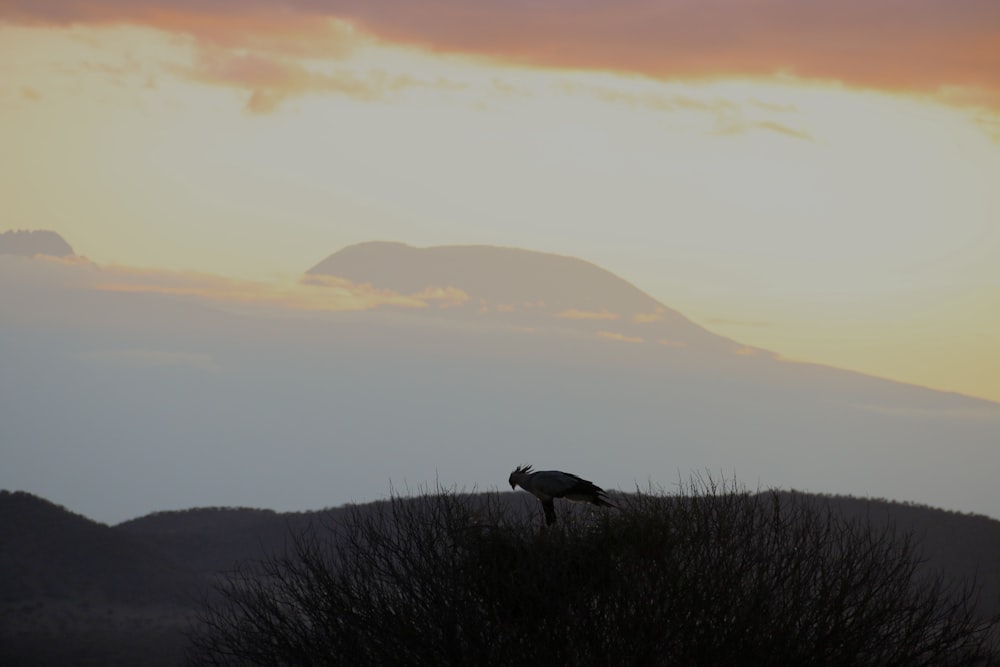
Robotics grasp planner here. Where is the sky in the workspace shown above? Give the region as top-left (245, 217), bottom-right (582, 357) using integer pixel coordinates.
top-left (2, 0), bottom-right (999, 404)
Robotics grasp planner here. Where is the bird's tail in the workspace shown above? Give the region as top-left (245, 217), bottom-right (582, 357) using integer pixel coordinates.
top-left (595, 495), bottom-right (617, 509)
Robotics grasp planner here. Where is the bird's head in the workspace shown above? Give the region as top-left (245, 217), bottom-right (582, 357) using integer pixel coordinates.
top-left (509, 464), bottom-right (533, 490)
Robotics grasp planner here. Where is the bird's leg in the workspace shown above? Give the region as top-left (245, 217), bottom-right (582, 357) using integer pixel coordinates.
top-left (542, 498), bottom-right (556, 526)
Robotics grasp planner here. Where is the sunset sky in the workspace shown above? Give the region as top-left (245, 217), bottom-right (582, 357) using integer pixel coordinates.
top-left (2, 0), bottom-right (999, 403)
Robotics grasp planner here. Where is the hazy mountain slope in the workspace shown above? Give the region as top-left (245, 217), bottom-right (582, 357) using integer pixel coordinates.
top-left (1, 242), bottom-right (998, 525)
top-left (308, 241), bottom-right (746, 352)
top-left (308, 241), bottom-right (659, 309)
top-left (0, 229), bottom-right (74, 257)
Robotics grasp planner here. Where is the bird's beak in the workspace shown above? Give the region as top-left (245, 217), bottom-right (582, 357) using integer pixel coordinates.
top-left (509, 482), bottom-right (516, 490)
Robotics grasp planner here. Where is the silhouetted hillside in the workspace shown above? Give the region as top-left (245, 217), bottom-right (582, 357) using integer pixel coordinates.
top-left (118, 492), bottom-right (1000, 621)
top-left (0, 491), bottom-right (203, 667)
top-left (775, 491), bottom-right (1000, 619)
top-left (0, 229), bottom-right (74, 257)
top-left (0, 491), bottom-right (198, 604)
top-left (2, 488), bottom-right (998, 665)
top-left (117, 507), bottom-right (327, 575)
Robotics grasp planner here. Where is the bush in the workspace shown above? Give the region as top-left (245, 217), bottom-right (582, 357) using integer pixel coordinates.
top-left (188, 480), bottom-right (998, 666)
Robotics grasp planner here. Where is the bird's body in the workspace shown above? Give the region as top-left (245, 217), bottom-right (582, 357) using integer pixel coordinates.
top-left (508, 464), bottom-right (614, 525)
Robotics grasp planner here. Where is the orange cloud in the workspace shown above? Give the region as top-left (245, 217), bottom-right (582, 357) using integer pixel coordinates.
top-left (9, 263), bottom-right (450, 312)
top-left (4, 1), bottom-right (999, 108)
top-left (1, 3), bottom-right (359, 58)
top-left (555, 308), bottom-right (620, 321)
top-left (410, 285), bottom-right (471, 309)
top-left (176, 47), bottom-right (388, 113)
top-left (597, 331), bottom-right (644, 344)
top-left (714, 119), bottom-right (812, 141)
top-left (632, 307), bottom-right (666, 324)
top-left (343, 2), bottom-right (1000, 105)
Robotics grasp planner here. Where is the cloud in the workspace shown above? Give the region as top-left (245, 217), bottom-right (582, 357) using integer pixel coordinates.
top-left (0, 255), bottom-right (467, 313)
top-left (749, 98), bottom-right (798, 113)
top-left (409, 285), bottom-right (471, 309)
top-left (556, 81), bottom-right (741, 116)
top-left (973, 113), bottom-right (1000, 142)
top-left (555, 80), bottom-right (814, 139)
top-left (296, 274), bottom-right (472, 310)
top-left (714, 119), bottom-right (813, 141)
top-left (168, 39), bottom-right (466, 112)
top-left (555, 308), bottom-right (620, 321)
top-left (2, 2), bottom-right (361, 58)
top-left (0, 253), bottom-right (97, 287)
top-left (596, 331), bottom-right (644, 344)
top-left (3, 1), bottom-right (998, 107)
top-left (3, 4), bottom-right (444, 112)
top-left (175, 47), bottom-right (387, 113)
top-left (632, 307), bottom-right (666, 324)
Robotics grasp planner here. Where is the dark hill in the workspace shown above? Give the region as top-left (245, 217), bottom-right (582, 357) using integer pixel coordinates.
top-left (0, 490), bottom-right (199, 604)
top-left (119, 491), bottom-right (1000, 621)
top-left (0, 491), bottom-right (204, 666)
top-left (775, 491), bottom-right (1000, 619)
top-left (116, 507), bottom-right (326, 575)
top-left (2, 489), bottom-right (999, 665)
top-left (0, 229), bottom-right (74, 258)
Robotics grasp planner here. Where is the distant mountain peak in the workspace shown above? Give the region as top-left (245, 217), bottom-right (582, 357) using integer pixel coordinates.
top-left (307, 241), bottom-right (746, 352)
top-left (0, 229), bottom-right (75, 258)
top-left (309, 241), bottom-right (650, 305)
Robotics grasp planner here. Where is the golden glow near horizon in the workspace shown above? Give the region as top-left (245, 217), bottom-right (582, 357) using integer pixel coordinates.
top-left (1, 21), bottom-right (999, 403)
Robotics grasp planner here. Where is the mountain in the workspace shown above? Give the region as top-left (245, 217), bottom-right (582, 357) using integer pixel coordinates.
top-left (307, 241), bottom-right (747, 353)
top-left (0, 229), bottom-right (74, 258)
top-left (1, 241), bottom-right (998, 526)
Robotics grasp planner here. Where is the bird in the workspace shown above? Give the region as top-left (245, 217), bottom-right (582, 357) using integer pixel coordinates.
top-left (508, 464), bottom-right (615, 525)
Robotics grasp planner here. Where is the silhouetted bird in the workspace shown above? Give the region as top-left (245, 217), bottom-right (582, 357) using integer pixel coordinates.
top-left (508, 464), bottom-right (615, 525)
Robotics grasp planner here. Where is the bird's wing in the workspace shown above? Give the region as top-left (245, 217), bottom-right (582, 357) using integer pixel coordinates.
top-left (535, 470), bottom-right (606, 498)
top-left (529, 470), bottom-right (587, 497)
